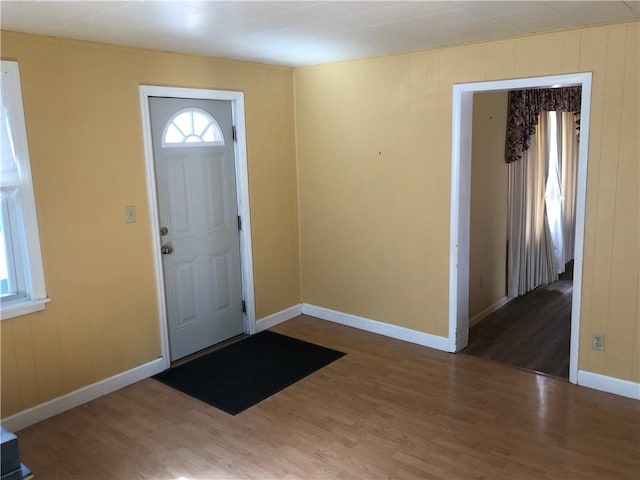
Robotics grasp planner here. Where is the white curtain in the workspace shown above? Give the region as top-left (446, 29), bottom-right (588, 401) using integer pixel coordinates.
top-left (0, 76), bottom-right (21, 194)
top-left (559, 111), bottom-right (578, 268)
top-left (507, 111), bottom-right (578, 297)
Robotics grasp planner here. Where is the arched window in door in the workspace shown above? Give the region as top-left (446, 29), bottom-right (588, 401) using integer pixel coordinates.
top-left (162, 108), bottom-right (225, 147)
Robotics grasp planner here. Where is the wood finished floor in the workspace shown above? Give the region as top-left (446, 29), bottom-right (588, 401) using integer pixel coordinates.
top-left (15, 315), bottom-right (640, 479)
top-left (463, 266), bottom-right (573, 379)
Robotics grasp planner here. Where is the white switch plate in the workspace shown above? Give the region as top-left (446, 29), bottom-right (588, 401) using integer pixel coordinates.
top-left (125, 205), bottom-right (136, 223)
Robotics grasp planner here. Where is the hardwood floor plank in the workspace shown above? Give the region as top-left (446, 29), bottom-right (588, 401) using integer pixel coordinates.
top-left (14, 315), bottom-right (640, 479)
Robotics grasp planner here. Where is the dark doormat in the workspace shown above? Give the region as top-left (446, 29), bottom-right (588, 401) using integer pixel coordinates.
top-left (153, 330), bottom-right (346, 415)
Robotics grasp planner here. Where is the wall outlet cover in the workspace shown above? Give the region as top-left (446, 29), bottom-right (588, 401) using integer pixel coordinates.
top-left (125, 205), bottom-right (136, 223)
top-left (591, 333), bottom-right (605, 351)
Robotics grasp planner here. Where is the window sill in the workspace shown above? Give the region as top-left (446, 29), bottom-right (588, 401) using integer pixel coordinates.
top-left (1, 297), bottom-right (50, 320)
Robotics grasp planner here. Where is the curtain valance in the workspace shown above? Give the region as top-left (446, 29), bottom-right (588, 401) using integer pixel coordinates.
top-left (505, 86), bottom-right (581, 163)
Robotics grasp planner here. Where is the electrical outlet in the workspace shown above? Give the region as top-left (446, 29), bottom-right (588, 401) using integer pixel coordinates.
top-left (592, 333), bottom-right (605, 351)
top-left (125, 205), bottom-right (136, 224)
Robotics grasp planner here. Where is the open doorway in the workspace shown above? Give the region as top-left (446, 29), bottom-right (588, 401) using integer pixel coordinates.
top-left (448, 73), bottom-right (592, 385)
top-left (462, 91), bottom-right (578, 379)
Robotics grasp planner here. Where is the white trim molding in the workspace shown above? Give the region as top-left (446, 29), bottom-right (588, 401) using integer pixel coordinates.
top-left (468, 296), bottom-right (513, 327)
top-left (256, 304), bottom-right (302, 332)
top-left (1, 358), bottom-right (165, 432)
top-left (1, 297), bottom-right (50, 320)
top-left (302, 304), bottom-right (449, 351)
top-left (138, 85), bottom-right (256, 363)
top-left (578, 370), bottom-right (640, 400)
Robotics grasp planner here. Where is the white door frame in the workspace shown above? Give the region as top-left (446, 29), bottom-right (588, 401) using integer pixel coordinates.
top-left (139, 86), bottom-right (256, 368)
top-left (448, 72), bottom-right (592, 384)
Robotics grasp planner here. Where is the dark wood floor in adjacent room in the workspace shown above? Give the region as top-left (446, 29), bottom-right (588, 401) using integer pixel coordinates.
top-left (14, 314), bottom-right (640, 479)
top-left (463, 265), bottom-right (573, 379)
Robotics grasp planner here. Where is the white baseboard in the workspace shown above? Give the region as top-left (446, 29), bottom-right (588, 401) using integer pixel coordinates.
top-left (1, 357), bottom-right (166, 432)
top-left (577, 370), bottom-right (640, 400)
top-left (302, 303), bottom-right (449, 351)
top-left (256, 304), bottom-right (302, 332)
top-left (469, 296), bottom-right (513, 327)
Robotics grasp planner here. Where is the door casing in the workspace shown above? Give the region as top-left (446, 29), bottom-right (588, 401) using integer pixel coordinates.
top-left (139, 86), bottom-right (256, 369)
top-left (448, 72), bottom-right (593, 385)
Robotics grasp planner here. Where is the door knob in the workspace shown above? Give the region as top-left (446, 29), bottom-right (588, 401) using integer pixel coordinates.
top-left (161, 245), bottom-right (173, 255)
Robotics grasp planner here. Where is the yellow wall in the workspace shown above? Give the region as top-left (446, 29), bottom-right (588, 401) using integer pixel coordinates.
top-left (469, 92), bottom-right (508, 318)
top-left (1, 20), bottom-right (639, 419)
top-left (0, 32), bottom-right (299, 417)
top-left (295, 21), bottom-right (639, 381)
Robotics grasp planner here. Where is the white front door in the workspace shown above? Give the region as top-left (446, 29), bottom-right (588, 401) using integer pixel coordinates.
top-left (149, 97), bottom-right (244, 361)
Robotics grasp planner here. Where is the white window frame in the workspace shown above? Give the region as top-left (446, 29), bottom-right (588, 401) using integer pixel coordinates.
top-left (0, 60), bottom-right (49, 319)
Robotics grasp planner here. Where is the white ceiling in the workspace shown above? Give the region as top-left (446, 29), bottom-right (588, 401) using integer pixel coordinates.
top-left (1, 1), bottom-right (639, 67)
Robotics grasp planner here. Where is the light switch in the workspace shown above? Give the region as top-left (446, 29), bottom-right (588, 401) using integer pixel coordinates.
top-left (125, 205), bottom-right (136, 223)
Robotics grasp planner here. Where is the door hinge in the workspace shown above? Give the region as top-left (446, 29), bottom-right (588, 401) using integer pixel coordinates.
top-left (237, 215), bottom-right (242, 230)
top-left (232, 125), bottom-right (237, 142)
top-left (242, 300), bottom-right (246, 313)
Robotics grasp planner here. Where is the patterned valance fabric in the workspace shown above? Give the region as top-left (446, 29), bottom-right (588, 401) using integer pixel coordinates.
top-left (505, 86), bottom-right (582, 163)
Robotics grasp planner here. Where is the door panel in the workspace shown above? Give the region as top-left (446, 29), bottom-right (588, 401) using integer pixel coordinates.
top-left (149, 97), bottom-right (244, 361)
top-left (165, 157), bottom-right (194, 238)
top-left (203, 154), bottom-right (229, 232)
top-left (173, 259), bottom-right (199, 327)
top-left (210, 251), bottom-right (232, 313)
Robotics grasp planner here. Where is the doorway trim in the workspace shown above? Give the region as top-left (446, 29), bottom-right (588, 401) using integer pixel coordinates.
top-left (139, 85), bottom-right (256, 368)
top-left (448, 72), bottom-right (592, 384)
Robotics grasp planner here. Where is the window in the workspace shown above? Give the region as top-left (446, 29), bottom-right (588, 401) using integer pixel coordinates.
top-left (0, 60), bottom-right (48, 319)
top-left (162, 108), bottom-right (225, 147)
